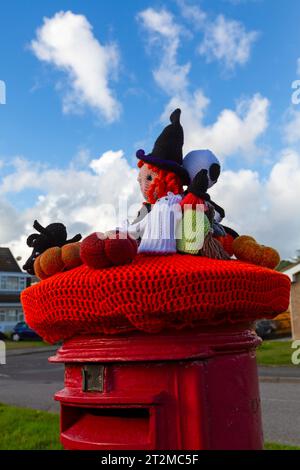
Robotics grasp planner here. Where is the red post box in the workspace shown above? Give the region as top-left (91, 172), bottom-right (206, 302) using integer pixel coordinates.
top-left (22, 255), bottom-right (290, 450)
top-left (50, 323), bottom-right (263, 450)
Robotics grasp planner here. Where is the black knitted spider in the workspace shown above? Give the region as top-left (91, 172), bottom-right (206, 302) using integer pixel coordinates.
top-left (23, 220), bottom-right (82, 275)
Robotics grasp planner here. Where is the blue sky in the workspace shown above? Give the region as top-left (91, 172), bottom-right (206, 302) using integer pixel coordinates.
top-left (1, 0), bottom-right (300, 260)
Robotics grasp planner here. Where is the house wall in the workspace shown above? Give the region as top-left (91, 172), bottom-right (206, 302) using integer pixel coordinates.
top-left (0, 307), bottom-right (24, 333)
top-left (291, 273), bottom-right (300, 340)
top-left (0, 271), bottom-right (29, 334)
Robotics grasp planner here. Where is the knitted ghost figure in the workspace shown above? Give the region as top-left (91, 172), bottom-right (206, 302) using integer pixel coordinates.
top-left (183, 150), bottom-right (220, 187)
top-left (181, 149), bottom-right (280, 266)
top-left (183, 150), bottom-right (224, 223)
top-left (178, 150), bottom-right (231, 260)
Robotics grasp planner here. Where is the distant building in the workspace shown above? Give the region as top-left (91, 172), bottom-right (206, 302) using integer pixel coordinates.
top-left (0, 247), bottom-right (32, 334)
top-left (280, 261), bottom-right (300, 340)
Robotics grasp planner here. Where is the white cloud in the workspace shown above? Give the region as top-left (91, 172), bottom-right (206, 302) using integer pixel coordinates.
top-left (70, 148), bottom-right (93, 170)
top-left (198, 14), bottom-right (258, 70)
top-left (210, 148), bottom-right (300, 258)
top-left (138, 7), bottom-right (266, 160)
top-left (138, 8), bottom-right (180, 39)
top-left (31, 11), bottom-right (121, 122)
top-left (90, 150), bottom-right (125, 175)
top-left (0, 198), bottom-right (26, 245)
top-left (0, 150), bottom-right (141, 264)
top-left (137, 8), bottom-right (190, 94)
top-left (176, 2), bottom-right (258, 71)
top-left (283, 109), bottom-right (300, 145)
top-left (162, 91), bottom-right (269, 159)
top-left (176, 0), bottom-right (207, 29)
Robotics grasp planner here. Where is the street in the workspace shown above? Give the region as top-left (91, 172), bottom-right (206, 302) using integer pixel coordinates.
top-left (0, 349), bottom-right (63, 413)
top-left (0, 349), bottom-right (300, 446)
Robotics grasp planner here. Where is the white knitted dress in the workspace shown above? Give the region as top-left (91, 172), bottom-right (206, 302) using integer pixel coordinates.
top-left (127, 192), bottom-right (183, 254)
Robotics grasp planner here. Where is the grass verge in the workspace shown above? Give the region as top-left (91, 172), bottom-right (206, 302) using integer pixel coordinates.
top-left (265, 442), bottom-right (300, 450)
top-left (0, 403), bottom-right (299, 450)
top-left (5, 340), bottom-right (51, 350)
top-left (256, 340), bottom-right (295, 366)
top-left (0, 403), bottom-right (62, 450)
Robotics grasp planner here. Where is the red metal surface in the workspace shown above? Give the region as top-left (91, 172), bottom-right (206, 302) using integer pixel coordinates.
top-left (50, 324), bottom-right (263, 450)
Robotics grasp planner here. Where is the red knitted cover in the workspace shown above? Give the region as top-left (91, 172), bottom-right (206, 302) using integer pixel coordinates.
top-left (21, 254), bottom-right (291, 344)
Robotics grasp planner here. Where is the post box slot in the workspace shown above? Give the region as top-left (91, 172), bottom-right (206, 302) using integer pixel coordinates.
top-left (61, 406), bottom-right (152, 448)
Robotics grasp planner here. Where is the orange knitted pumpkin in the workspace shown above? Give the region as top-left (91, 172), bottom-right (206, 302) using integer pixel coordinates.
top-left (39, 247), bottom-right (64, 276)
top-left (33, 256), bottom-right (49, 280)
top-left (34, 242), bottom-right (82, 280)
top-left (233, 236), bottom-right (280, 269)
top-left (61, 243), bottom-right (82, 269)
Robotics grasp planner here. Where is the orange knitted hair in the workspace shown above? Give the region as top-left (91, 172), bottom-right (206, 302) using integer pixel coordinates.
top-left (138, 161), bottom-right (183, 204)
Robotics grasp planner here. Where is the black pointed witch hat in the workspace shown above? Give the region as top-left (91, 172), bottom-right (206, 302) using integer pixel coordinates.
top-left (136, 109), bottom-right (190, 185)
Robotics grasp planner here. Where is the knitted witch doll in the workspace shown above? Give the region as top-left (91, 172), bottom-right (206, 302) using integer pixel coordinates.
top-left (126, 108), bottom-right (190, 254)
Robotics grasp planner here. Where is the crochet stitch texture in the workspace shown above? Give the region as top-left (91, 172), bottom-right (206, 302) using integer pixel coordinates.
top-left (21, 254), bottom-right (291, 344)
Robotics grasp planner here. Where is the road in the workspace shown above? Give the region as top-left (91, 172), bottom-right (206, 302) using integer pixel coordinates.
top-left (0, 350), bottom-right (300, 446)
top-left (0, 349), bottom-right (63, 413)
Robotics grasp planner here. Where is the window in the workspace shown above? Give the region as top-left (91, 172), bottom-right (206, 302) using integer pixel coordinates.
top-left (0, 308), bottom-right (23, 323)
top-left (0, 275), bottom-right (27, 292)
top-left (7, 311), bottom-right (18, 322)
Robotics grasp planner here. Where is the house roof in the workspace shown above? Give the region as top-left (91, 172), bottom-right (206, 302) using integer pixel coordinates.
top-left (0, 248), bottom-right (21, 273)
top-left (279, 261), bottom-right (300, 282)
top-left (280, 261), bottom-right (300, 272)
top-left (277, 260), bottom-right (294, 271)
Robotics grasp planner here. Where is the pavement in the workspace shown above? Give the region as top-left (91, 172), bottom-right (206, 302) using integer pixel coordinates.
top-left (259, 365), bottom-right (300, 382)
top-left (6, 346), bottom-right (58, 356)
top-left (0, 348), bottom-right (300, 446)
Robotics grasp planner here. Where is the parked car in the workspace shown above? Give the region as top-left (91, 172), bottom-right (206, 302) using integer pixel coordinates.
top-left (255, 319), bottom-right (277, 339)
top-left (11, 322), bottom-right (41, 342)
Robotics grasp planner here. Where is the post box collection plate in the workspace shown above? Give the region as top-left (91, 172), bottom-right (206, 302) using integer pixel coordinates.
top-left (82, 364), bottom-right (104, 392)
